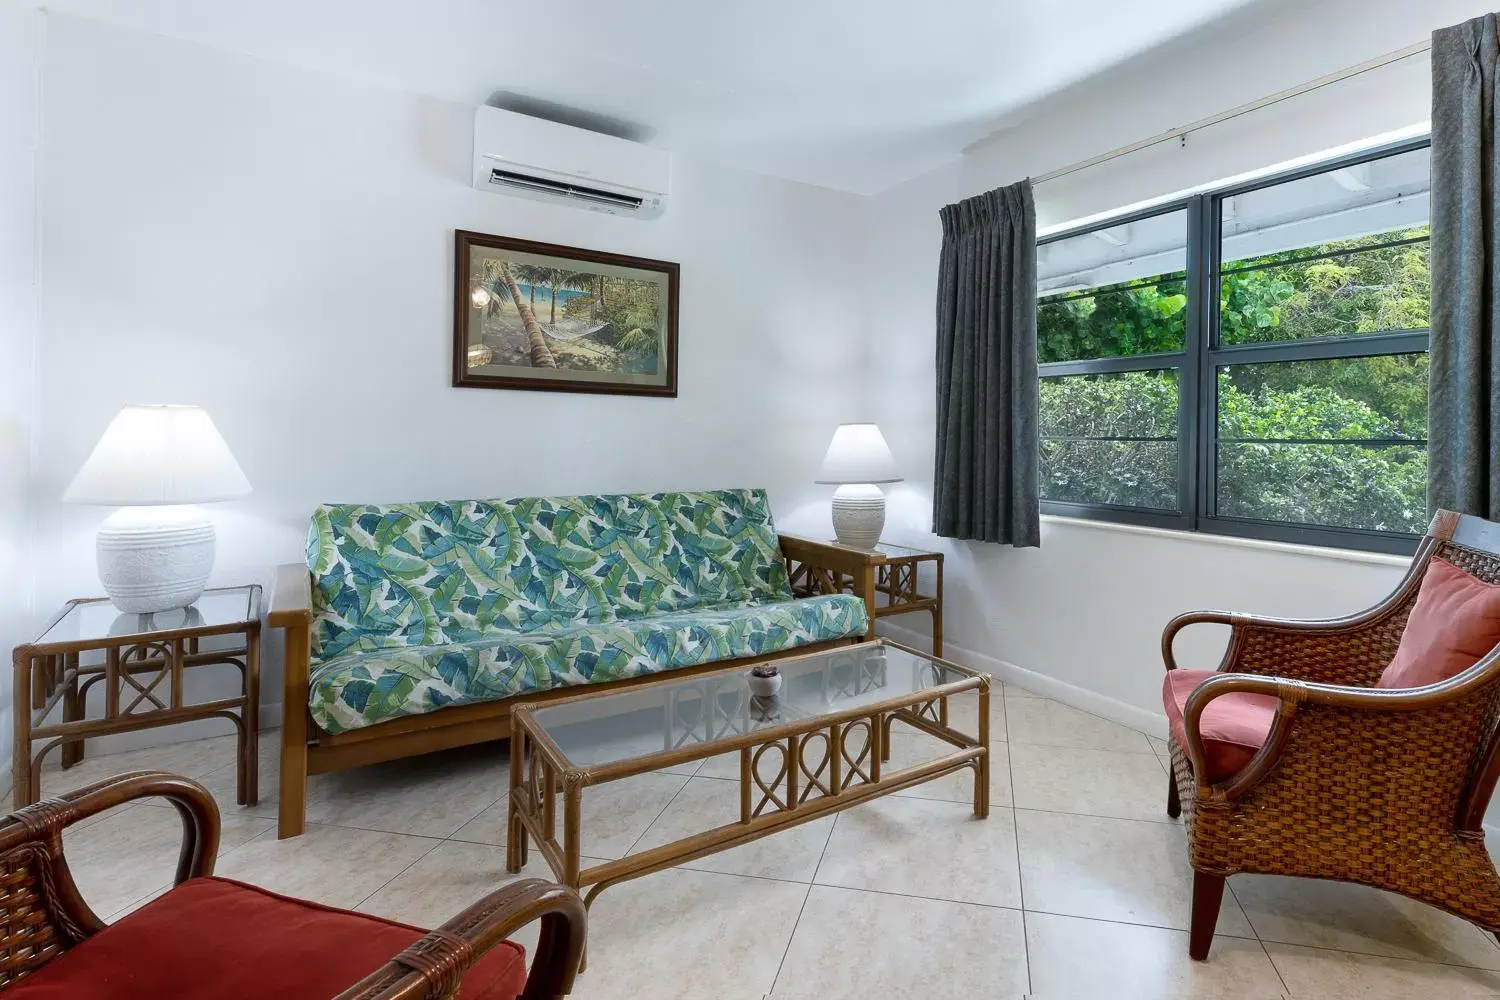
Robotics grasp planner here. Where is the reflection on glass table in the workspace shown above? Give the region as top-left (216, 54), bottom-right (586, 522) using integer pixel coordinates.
top-left (530, 641), bottom-right (967, 770)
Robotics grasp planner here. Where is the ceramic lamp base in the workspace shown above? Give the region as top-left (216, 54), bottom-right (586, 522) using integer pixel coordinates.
top-left (96, 505), bottom-right (215, 613)
top-left (831, 483), bottom-right (886, 549)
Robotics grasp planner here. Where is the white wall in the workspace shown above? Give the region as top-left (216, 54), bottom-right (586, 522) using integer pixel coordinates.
top-left (27, 13), bottom-right (869, 746)
top-left (0, 0), bottom-right (41, 759)
top-left (863, 0), bottom-right (1490, 727)
top-left (15, 0), bottom-right (1496, 760)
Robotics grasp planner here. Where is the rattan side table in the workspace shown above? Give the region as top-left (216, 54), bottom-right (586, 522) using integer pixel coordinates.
top-left (799, 541), bottom-right (944, 655)
top-left (864, 542), bottom-right (944, 655)
top-left (11, 585), bottom-right (262, 808)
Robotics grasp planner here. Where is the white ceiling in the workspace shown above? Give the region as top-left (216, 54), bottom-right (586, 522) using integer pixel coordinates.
top-left (41, 0), bottom-right (1268, 194)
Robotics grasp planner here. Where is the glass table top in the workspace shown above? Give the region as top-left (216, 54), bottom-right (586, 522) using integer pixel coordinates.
top-left (37, 587), bottom-right (259, 646)
top-left (527, 641), bottom-right (976, 770)
top-left (827, 540), bottom-right (935, 558)
top-left (872, 541), bottom-right (936, 557)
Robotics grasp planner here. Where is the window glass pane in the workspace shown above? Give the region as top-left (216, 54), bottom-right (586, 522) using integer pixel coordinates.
top-left (1037, 209), bottom-right (1188, 362)
top-left (1219, 146), bottom-right (1430, 345)
top-left (1215, 355), bottom-right (1428, 533)
top-left (1040, 369), bottom-right (1178, 511)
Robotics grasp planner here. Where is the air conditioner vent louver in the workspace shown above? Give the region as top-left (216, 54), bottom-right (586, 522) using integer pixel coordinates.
top-left (472, 106), bottom-right (670, 219)
top-left (487, 168), bottom-right (645, 210)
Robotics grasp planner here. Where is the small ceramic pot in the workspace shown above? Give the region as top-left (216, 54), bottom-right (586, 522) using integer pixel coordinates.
top-left (746, 670), bottom-right (782, 699)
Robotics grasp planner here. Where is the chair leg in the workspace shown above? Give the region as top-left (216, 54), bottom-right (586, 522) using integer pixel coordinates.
top-left (1189, 872), bottom-right (1225, 961)
top-left (1166, 770), bottom-right (1181, 819)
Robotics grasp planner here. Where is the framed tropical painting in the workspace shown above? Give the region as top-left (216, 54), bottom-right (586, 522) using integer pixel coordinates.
top-left (453, 230), bottom-right (679, 397)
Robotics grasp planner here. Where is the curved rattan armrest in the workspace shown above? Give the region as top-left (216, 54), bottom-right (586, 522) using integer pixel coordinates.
top-left (332, 878), bottom-right (586, 1000)
top-left (1162, 606), bottom-right (1401, 674)
top-left (0, 771), bottom-right (219, 948)
top-left (1179, 655), bottom-right (1500, 800)
top-left (1163, 541), bottom-right (1431, 677)
top-left (0, 770), bottom-right (219, 878)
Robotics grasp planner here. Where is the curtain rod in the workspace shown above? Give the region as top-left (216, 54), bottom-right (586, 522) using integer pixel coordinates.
top-left (1032, 39), bottom-right (1433, 186)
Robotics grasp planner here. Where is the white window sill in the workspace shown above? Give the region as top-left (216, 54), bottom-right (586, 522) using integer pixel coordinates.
top-left (1040, 514), bottom-right (1412, 568)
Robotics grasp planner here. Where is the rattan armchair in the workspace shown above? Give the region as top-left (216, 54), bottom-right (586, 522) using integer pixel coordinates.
top-left (0, 771), bottom-right (586, 998)
top-left (1161, 509), bottom-right (1500, 961)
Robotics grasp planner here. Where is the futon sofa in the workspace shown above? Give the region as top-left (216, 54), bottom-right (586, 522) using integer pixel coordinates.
top-left (271, 489), bottom-right (881, 838)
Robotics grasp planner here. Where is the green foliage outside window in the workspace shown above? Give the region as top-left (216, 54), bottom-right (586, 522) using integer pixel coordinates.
top-left (1037, 228), bottom-right (1431, 534)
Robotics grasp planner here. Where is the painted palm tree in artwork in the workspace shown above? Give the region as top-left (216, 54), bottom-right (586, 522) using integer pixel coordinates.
top-left (487, 260), bottom-right (557, 368)
top-left (550, 270), bottom-right (596, 326)
top-left (511, 263), bottom-right (546, 310)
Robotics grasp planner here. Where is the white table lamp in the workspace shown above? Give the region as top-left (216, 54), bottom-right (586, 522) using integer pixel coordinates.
top-left (816, 423), bottom-right (902, 549)
top-left (63, 405), bottom-right (251, 613)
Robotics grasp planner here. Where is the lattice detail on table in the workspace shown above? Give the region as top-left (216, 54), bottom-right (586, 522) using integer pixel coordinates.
top-left (839, 719), bottom-right (874, 790)
top-left (524, 752), bottom-right (543, 812)
top-left (750, 742), bottom-right (790, 817)
top-left (665, 679), bottom-right (746, 751)
top-left (118, 642), bottom-right (173, 715)
top-left (913, 697), bottom-right (944, 726)
top-left (823, 650), bottom-right (888, 701)
top-left (880, 562), bottom-right (919, 603)
top-left (786, 562), bottom-right (851, 598)
top-left (797, 731), bottom-right (833, 804)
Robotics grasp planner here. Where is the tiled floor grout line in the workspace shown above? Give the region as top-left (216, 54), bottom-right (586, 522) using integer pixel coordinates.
top-left (1243, 935), bottom-right (1500, 973)
top-left (764, 882), bottom-right (814, 998)
top-left (351, 834), bottom-right (450, 914)
top-left (620, 772), bottom-right (695, 858)
top-left (1003, 691), bottom-right (1033, 996)
top-left (1225, 879), bottom-right (1294, 995)
top-left (766, 806), bottom-right (840, 996)
top-left (1010, 804), bottom-right (1189, 829)
top-left (673, 873), bottom-right (1500, 980)
top-left (1009, 739), bottom-right (1157, 756)
top-left (1005, 804), bottom-right (1182, 826)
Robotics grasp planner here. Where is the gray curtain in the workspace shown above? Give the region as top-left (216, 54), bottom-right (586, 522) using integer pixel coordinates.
top-left (1431, 13), bottom-right (1500, 520)
top-left (933, 180), bottom-right (1040, 546)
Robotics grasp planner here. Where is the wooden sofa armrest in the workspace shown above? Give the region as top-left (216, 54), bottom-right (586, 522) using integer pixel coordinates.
top-left (778, 535), bottom-right (884, 639)
top-left (0, 771), bottom-right (219, 954)
top-left (333, 878), bottom-right (586, 1000)
top-left (269, 563), bottom-right (316, 839)
top-left (778, 534), bottom-right (885, 576)
top-left (269, 562), bottom-right (313, 628)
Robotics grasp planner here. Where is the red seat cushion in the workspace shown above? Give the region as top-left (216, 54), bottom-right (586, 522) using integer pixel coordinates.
top-left (3, 876), bottom-right (527, 1000)
top-left (1377, 556), bottom-right (1500, 690)
top-left (1162, 669), bottom-right (1279, 781)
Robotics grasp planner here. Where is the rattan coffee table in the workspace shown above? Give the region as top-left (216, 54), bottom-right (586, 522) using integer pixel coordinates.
top-left (505, 638), bottom-right (990, 911)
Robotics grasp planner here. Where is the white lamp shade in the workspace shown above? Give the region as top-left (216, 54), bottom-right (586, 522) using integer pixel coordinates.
top-left (815, 423), bottom-right (902, 485)
top-left (63, 405), bottom-right (252, 506)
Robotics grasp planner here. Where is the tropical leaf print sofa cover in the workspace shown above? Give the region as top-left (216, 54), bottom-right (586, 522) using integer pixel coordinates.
top-left (305, 489), bottom-right (869, 734)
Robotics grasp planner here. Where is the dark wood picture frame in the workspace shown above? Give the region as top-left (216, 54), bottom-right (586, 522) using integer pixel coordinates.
top-left (452, 230), bottom-right (679, 397)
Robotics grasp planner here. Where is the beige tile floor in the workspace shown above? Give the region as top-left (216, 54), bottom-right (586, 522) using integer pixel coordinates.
top-left (35, 680), bottom-right (1500, 1000)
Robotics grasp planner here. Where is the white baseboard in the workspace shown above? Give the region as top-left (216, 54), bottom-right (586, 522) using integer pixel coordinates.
top-left (879, 621), bottom-right (1170, 739)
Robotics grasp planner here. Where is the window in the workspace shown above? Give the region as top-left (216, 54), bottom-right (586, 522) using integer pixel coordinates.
top-left (1036, 138), bottom-right (1430, 553)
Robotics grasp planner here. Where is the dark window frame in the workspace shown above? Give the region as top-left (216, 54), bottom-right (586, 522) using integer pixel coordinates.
top-left (1037, 135), bottom-right (1431, 555)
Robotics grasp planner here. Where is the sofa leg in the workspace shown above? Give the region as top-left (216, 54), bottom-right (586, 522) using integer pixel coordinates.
top-left (1166, 771), bottom-right (1181, 819)
top-left (278, 717), bottom-right (308, 839)
top-left (1189, 872), bottom-right (1225, 961)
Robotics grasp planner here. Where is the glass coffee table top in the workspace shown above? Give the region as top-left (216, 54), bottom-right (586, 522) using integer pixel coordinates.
top-left (526, 640), bottom-right (974, 770)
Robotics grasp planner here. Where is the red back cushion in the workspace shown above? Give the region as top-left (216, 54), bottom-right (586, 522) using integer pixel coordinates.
top-left (1377, 557), bottom-right (1500, 690)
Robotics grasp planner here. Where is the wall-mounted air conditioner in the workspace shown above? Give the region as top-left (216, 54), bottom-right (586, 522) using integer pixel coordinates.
top-left (472, 105), bottom-right (670, 220)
